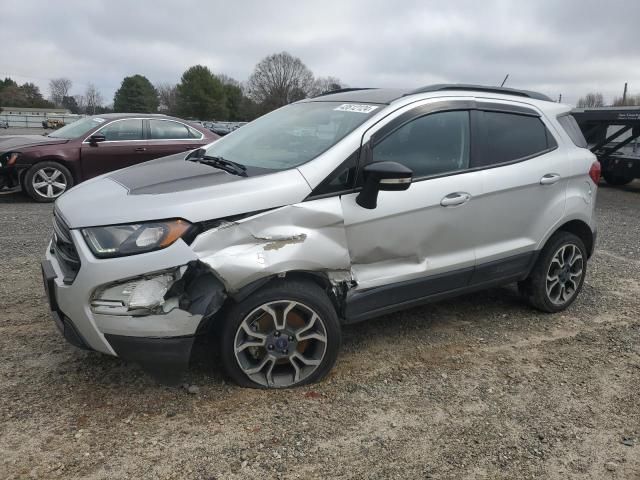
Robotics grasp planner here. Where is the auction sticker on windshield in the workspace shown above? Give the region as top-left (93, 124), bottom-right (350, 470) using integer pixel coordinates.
top-left (334, 104), bottom-right (379, 113)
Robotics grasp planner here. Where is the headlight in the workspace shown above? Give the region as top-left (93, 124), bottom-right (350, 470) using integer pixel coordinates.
top-left (81, 219), bottom-right (193, 258)
top-left (91, 268), bottom-right (183, 315)
top-left (1, 152), bottom-right (19, 168)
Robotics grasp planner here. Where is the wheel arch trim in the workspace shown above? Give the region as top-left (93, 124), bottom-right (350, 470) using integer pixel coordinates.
top-left (540, 218), bottom-right (595, 258)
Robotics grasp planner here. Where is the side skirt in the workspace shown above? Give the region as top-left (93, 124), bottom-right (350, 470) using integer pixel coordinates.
top-left (343, 251), bottom-right (537, 324)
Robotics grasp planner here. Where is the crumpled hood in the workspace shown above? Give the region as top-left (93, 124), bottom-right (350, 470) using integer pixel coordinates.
top-left (55, 154), bottom-right (312, 228)
top-left (0, 135), bottom-right (69, 151)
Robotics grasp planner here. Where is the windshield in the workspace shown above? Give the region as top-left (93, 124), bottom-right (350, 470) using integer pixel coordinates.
top-left (203, 102), bottom-right (381, 170)
top-left (47, 117), bottom-right (107, 139)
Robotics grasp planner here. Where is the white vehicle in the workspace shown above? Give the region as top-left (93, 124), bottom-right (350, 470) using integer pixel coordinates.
top-left (43, 84), bottom-right (600, 388)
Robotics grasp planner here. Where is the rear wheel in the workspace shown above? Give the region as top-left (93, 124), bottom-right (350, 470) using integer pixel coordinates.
top-left (519, 231), bottom-right (587, 313)
top-left (219, 279), bottom-right (341, 389)
top-left (603, 170), bottom-right (634, 186)
top-left (23, 161), bottom-right (73, 202)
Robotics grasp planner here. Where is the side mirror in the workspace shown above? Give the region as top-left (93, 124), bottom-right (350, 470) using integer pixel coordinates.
top-left (89, 133), bottom-right (106, 145)
top-left (356, 161), bottom-right (412, 209)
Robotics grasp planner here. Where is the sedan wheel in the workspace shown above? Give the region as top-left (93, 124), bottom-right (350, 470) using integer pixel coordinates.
top-left (24, 161), bottom-right (74, 202)
top-left (32, 167), bottom-right (68, 199)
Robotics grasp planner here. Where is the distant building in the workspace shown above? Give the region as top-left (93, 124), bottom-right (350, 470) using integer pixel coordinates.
top-left (0, 106), bottom-right (70, 116)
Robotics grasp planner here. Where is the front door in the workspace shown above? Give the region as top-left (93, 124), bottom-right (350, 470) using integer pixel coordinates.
top-left (341, 105), bottom-right (483, 317)
top-left (80, 118), bottom-right (147, 179)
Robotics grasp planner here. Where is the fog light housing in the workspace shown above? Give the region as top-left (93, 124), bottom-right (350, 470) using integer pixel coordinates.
top-left (91, 268), bottom-right (183, 316)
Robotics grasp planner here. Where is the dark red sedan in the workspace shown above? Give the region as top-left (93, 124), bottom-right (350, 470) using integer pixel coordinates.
top-left (0, 114), bottom-right (219, 202)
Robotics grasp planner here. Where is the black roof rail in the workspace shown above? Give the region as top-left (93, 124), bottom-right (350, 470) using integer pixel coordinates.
top-left (405, 84), bottom-right (553, 102)
top-left (313, 87), bottom-right (375, 98)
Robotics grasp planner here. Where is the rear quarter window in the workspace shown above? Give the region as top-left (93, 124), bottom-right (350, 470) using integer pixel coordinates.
top-left (557, 114), bottom-right (588, 148)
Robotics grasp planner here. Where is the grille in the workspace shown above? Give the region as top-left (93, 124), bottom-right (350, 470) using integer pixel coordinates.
top-left (51, 211), bottom-right (81, 284)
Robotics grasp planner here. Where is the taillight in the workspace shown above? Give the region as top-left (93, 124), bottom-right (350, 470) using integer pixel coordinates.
top-left (589, 161), bottom-right (601, 184)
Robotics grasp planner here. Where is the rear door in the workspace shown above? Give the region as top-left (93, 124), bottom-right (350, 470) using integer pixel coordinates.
top-left (146, 119), bottom-right (206, 159)
top-left (470, 102), bottom-right (570, 279)
top-left (80, 118), bottom-right (147, 178)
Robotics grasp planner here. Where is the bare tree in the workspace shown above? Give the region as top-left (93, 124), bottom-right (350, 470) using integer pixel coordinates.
top-left (74, 94), bottom-right (86, 114)
top-left (215, 74), bottom-right (241, 87)
top-left (85, 83), bottom-right (103, 115)
top-left (156, 82), bottom-right (178, 114)
top-left (576, 92), bottom-right (604, 108)
top-left (309, 76), bottom-right (343, 97)
top-left (49, 78), bottom-right (72, 107)
top-left (246, 52), bottom-right (314, 110)
top-left (612, 94), bottom-right (640, 106)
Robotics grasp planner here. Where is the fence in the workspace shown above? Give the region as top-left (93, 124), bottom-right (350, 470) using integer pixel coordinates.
top-left (0, 113), bottom-right (84, 128)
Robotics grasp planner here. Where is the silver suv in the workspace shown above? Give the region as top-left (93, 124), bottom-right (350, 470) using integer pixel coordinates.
top-left (42, 85), bottom-right (600, 389)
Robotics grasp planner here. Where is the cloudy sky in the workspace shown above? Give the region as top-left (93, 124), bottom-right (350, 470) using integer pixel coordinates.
top-left (2, 0), bottom-right (639, 106)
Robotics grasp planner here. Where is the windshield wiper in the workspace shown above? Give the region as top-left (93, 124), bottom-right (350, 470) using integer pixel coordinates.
top-left (187, 150), bottom-right (247, 177)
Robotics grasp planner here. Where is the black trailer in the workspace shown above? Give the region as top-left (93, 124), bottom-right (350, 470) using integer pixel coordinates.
top-left (572, 106), bottom-right (640, 186)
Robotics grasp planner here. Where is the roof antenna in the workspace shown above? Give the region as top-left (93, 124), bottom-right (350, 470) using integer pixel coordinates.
top-left (500, 74), bottom-right (509, 87)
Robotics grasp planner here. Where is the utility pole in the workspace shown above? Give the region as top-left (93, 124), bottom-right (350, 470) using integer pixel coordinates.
top-left (558, 94), bottom-right (562, 103)
top-left (622, 82), bottom-right (628, 105)
top-left (500, 74), bottom-right (509, 87)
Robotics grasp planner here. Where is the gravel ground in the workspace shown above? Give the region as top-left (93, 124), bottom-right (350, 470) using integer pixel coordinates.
top-left (0, 180), bottom-right (639, 479)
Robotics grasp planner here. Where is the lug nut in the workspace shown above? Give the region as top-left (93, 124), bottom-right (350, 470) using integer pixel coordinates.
top-left (283, 349), bottom-right (288, 354)
top-left (288, 335), bottom-right (294, 341)
top-left (274, 331), bottom-right (280, 337)
top-left (267, 344), bottom-right (274, 350)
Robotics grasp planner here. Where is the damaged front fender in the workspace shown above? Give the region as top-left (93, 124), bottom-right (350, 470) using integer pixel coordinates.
top-left (190, 197), bottom-right (353, 293)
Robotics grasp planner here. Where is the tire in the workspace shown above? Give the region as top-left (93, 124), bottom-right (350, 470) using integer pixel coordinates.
top-left (219, 279), bottom-right (341, 389)
top-left (23, 161), bottom-right (74, 202)
top-left (519, 231), bottom-right (587, 313)
top-left (602, 170), bottom-right (634, 186)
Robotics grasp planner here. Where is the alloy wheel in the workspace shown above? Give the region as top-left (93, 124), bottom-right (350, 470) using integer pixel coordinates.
top-left (546, 243), bottom-right (584, 306)
top-left (32, 167), bottom-right (67, 199)
top-left (234, 300), bottom-right (328, 387)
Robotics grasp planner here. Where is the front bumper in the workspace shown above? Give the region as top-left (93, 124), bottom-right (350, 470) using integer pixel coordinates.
top-left (0, 166), bottom-right (19, 189)
top-left (42, 227), bottom-right (205, 375)
top-left (42, 260), bottom-right (93, 350)
top-left (42, 257), bottom-right (197, 379)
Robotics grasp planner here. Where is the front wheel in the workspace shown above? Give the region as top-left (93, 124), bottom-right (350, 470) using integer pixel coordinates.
top-left (519, 231), bottom-right (587, 313)
top-left (219, 279), bottom-right (341, 389)
top-left (23, 161), bottom-right (74, 202)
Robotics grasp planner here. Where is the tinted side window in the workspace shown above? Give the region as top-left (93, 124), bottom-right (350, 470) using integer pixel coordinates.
top-left (481, 112), bottom-right (549, 165)
top-left (557, 114), bottom-right (588, 148)
top-left (150, 120), bottom-right (191, 140)
top-left (100, 119), bottom-right (144, 141)
top-left (373, 111), bottom-right (470, 177)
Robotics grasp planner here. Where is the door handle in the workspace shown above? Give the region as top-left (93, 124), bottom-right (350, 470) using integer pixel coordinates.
top-left (134, 147), bottom-right (147, 152)
top-left (540, 173), bottom-right (561, 185)
top-left (440, 192), bottom-right (471, 207)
